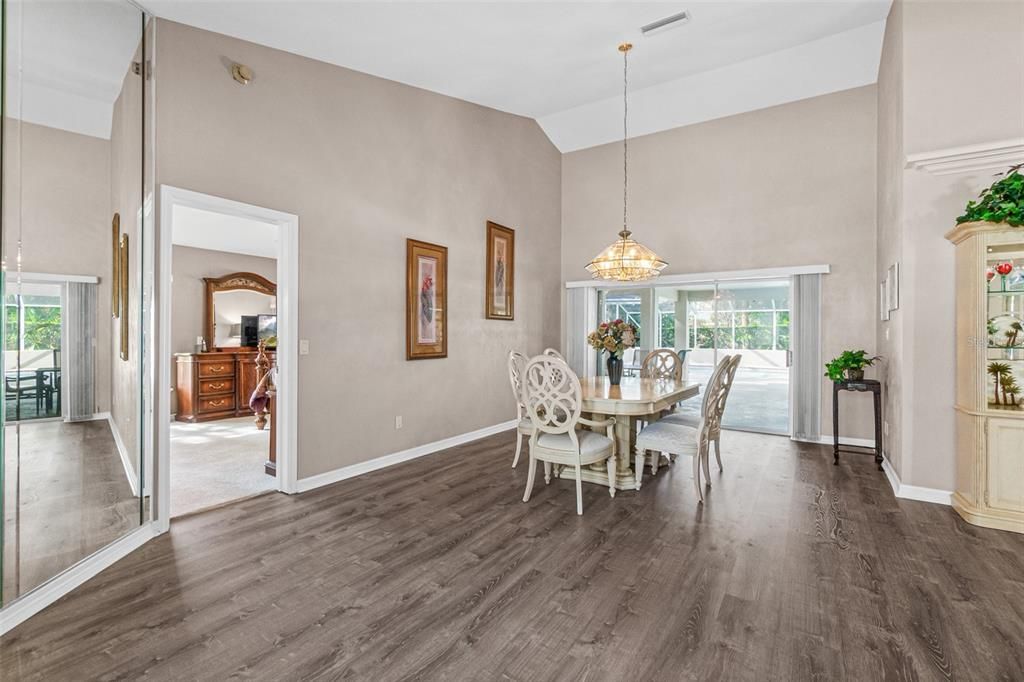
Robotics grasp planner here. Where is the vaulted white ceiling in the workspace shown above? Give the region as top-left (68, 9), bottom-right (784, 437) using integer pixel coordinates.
top-left (4, 0), bottom-right (142, 139)
top-left (145, 0), bottom-right (892, 151)
top-left (7, 1), bottom-right (893, 149)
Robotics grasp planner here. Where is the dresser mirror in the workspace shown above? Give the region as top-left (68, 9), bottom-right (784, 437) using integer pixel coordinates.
top-left (204, 272), bottom-right (277, 350)
top-left (1, 0), bottom-right (150, 606)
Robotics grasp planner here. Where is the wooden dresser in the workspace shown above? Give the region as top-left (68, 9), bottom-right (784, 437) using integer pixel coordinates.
top-left (175, 350), bottom-right (275, 422)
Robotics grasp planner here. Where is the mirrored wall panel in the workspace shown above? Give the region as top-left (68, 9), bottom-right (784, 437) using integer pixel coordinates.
top-left (2, 0), bottom-right (149, 605)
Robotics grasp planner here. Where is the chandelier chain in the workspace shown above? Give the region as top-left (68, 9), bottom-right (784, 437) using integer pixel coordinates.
top-left (622, 45), bottom-right (628, 235)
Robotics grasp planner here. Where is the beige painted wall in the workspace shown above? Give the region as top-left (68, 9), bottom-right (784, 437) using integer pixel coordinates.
top-left (154, 20), bottom-right (562, 479)
top-left (1, 120), bottom-right (113, 414)
top-left (876, 0), bottom-right (1024, 491)
top-left (562, 86), bottom-right (879, 440)
top-left (876, 0), bottom-right (906, 477)
top-left (109, 42), bottom-right (144, 475)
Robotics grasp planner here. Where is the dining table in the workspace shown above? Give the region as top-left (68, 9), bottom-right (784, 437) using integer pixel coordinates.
top-left (556, 375), bottom-right (701, 491)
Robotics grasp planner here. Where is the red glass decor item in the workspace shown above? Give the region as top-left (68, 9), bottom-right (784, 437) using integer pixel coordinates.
top-left (996, 262), bottom-right (1014, 276)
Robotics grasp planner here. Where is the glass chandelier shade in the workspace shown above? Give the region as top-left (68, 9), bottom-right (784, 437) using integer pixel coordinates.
top-left (586, 42), bottom-right (667, 282)
top-left (585, 229), bottom-right (667, 281)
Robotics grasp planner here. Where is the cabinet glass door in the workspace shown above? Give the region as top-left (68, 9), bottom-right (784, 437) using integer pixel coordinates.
top-left (986, 241), bottom-right (1024, 412)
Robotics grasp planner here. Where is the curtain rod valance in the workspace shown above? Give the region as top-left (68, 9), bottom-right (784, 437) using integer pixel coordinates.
top-left (9, 271), bottom-right (100, 284)
top-left (565, 264), bottom-right (830, 290)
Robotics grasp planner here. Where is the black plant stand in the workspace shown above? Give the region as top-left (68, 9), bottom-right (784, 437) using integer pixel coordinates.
top-left (832, 379), bottom-right (883, 471)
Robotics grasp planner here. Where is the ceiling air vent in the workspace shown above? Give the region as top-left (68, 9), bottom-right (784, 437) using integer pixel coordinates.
top-left (641, 10), bottom-right (691, 37)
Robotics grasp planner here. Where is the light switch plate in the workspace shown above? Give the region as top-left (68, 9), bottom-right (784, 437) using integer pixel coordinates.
top-left (299, 339), bottom-right (310, 355)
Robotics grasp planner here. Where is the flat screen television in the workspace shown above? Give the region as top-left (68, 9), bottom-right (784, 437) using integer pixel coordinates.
top-left (240, 315), bottom-right (259, 347)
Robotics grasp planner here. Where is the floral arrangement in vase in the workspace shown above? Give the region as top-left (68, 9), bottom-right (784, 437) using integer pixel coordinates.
top-left (587, 319), bottom-right (638, 385)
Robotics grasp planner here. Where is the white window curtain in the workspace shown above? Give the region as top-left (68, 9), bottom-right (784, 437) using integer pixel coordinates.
top-left (790, 273), bottom-right (822, 442)
top-left (64, 281), bottom-right (97, 420)
top-left (563, 287), bottom-right (596, 377)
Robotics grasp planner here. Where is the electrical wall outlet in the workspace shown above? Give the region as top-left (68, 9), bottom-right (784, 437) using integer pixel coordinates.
top-left (395, 416), bottom-right (403, 430)
top-left (299, 339), bottom-right (310, 355)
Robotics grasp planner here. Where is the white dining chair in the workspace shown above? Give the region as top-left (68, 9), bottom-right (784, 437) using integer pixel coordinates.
top-left (522, 354), bottom-right (617, 515)
top-left (633, 356), bottom-right (733, 501)
top-left (659, 354), bottom-right (741, 472)
top-left (624, 347), bottom-right (645, 377)
top-left (641, 348), bottom-right (684, 382)
top-left (543, 348), bottom-right (565, 362)
top-left (507, 350), bottom-right (534, 468)
top-left (634, 352), bottom-right (733, 481)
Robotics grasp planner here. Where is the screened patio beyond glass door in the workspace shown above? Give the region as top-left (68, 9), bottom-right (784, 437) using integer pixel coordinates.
top-left (659, 280), bottom-right (792, 435)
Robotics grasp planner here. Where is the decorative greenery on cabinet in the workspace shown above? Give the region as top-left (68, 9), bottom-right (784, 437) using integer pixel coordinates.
top-left (957, 165), bottom-right (1024, 227)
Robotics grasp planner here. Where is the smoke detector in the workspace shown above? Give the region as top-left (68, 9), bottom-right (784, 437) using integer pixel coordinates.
top-left (641, 10), bottom-right (691, 37)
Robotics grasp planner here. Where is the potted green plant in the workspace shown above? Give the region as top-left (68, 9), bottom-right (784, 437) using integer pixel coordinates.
top-left (957, 164), bottom-right (1024, 227)
top-left (825, 350), bottom-right (880, 383)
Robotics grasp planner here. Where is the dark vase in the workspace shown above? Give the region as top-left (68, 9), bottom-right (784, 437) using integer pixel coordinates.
top-left (607, 354), bottom-right (623, 386)
top-left (846, 368), bottom-right (865, 381)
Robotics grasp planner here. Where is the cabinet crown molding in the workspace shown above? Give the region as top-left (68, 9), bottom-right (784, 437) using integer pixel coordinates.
top-left (944, 220), bottom-right (1020, 245)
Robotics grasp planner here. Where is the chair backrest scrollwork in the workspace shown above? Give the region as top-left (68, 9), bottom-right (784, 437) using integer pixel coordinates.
top-left (700, 355), bottom-right (733, 419)
top-left (641, 348), bottom-right (684, 381)
top-left (543, 348), bottom-right (565, 362)
top-left (523, 355), bottom-right (581, 437)
top-left (696, 356), bottom-right (733, 446)
top-left (508, 350), bottom-right (528, 415)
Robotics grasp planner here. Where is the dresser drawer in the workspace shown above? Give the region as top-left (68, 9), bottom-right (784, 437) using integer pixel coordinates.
top-left (199, 377), bottom-right (234, 396)
top-left (199, 395), bottom-right (235, 413)
top-left (199, 361), bottom-right (233, 378)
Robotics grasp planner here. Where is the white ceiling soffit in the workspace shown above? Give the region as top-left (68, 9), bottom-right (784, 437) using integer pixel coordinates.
top-left (172, 205), bottom-right (279, 260)
top-left (544, 19), bottom-right (887, 152)
top-left (3, 0), bottom-right (142, 139)
top-left (144, 1), bottom-right (892, 151)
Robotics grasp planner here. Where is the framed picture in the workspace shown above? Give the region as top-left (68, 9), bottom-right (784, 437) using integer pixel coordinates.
top-left (887, 262), bottom-right (900, 312)
top-left (880, 280), bottom-right (890, 322)
top-left (406, 239), bottom-right (447, 360)
top-left (111, 212), bottom-right (121, 318)
top-left (120, 234), bottom-right (129, 361)
top-left (485, 221), bottom-right (515, 320)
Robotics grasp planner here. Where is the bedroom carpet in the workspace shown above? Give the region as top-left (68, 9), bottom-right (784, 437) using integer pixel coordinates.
top-left (169, 416), bottom-right (275, 517)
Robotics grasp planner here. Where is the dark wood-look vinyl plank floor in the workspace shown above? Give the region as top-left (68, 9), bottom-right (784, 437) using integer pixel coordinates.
top-left (2, 430), bottom-right (1023, 681)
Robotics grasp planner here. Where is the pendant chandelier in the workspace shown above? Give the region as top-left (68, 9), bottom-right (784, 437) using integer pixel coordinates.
top-left (586, 42), bottom-right (667, 282)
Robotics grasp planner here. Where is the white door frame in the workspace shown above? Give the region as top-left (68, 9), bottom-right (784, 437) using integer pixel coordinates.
top-left (155, 185), bottom-right (298, 531)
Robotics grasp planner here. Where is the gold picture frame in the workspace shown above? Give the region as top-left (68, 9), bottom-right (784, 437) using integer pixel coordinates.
top-left (406, 239), bottom-right (447, 360)
top-left (485, 221), bottom-right (515, 320)
top-left (111, 212), bottom-right (120, 318)
top-left (119, 234), bottom-right (129, 361)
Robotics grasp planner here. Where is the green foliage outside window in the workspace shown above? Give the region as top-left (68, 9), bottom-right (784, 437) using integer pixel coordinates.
top-left (4, 300), bottom-right (62, 351)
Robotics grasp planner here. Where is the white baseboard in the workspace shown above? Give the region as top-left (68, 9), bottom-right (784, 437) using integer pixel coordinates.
top-left (88, 412), bottom-right (139, 497)
top-left (0, 524), bottom-right (159, 636)
top-left (796, 435), bottom-right (878, 449)
top-left (296, 419), bottom-right (518, 493)
top-left (881, 456), bottom-right (952, 506)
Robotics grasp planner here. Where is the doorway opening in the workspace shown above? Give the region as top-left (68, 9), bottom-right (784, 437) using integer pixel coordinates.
top-left (157, 187), bottom-right (298, 524)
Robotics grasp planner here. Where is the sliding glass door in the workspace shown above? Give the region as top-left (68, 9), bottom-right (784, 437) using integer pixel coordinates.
top-left (650, 279), bottom-right (793, 435)
top-left (712, 280), bottom-right (791, 434)
top-left (4, 284), bottom-right (63, 421)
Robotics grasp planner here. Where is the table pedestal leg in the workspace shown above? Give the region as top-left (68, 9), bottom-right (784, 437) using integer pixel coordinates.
top-left (559, 413), bottom-right (640, 491)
